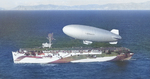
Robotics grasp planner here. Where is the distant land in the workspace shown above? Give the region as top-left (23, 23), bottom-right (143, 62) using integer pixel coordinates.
top-left (2, 1), bottom-right (150, 10)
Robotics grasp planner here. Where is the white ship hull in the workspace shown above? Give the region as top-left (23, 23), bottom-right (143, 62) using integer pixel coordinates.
top-left (12, 50), bottom-right (133, 64)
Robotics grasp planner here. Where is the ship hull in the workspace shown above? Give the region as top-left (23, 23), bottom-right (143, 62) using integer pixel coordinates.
top-left (12, 51), bottom-right (133, 64)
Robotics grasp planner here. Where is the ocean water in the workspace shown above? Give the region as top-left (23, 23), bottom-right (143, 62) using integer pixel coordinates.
top-left (0, 10), bottom-right (150, 79)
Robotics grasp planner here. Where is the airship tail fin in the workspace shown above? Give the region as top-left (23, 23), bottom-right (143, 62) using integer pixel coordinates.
top-left (111, 29), bottom-right (119, 35)
top-left (109, 41), bottom-right (118, 44)
top-left (110, 29), bottom-right (120, 44)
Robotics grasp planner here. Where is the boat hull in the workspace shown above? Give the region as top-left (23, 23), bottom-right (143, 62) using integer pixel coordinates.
top-left (12, 51), bottom-right (133, 64)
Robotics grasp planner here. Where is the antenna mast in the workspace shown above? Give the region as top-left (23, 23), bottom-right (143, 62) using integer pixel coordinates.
top-left (42, 33), bottom-right (55, 48)
top-left (47, 33), bottom-right (54, 46)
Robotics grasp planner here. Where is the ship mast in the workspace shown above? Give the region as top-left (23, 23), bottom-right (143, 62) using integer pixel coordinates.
top-left (42, 33), bottom-right (55, 48)
top-left (47, 33), bottom-right (54, 46)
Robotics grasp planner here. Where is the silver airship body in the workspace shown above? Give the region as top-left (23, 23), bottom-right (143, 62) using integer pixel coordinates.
top-left (63, 24), bottom-right (122, 44)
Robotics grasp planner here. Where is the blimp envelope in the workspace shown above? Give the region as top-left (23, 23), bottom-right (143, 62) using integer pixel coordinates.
top-left (63, 24), bottom-right (122, 45)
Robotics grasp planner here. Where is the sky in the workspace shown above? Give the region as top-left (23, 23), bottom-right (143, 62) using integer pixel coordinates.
top-left (1, 0), bottom-right (150, 9)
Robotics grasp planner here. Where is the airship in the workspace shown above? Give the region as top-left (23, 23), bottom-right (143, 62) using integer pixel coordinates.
top-left (62, 24), bottom-right (122, 45)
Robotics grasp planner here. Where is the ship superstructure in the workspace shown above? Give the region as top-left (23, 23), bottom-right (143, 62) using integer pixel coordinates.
top-left (42, 33), bottom-right (54, 48)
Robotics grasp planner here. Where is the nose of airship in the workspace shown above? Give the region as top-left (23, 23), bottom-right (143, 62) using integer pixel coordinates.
top-left (63, 25), bottom-right (73, 35)
top-left (62, 26), bottom-right (67, 34)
